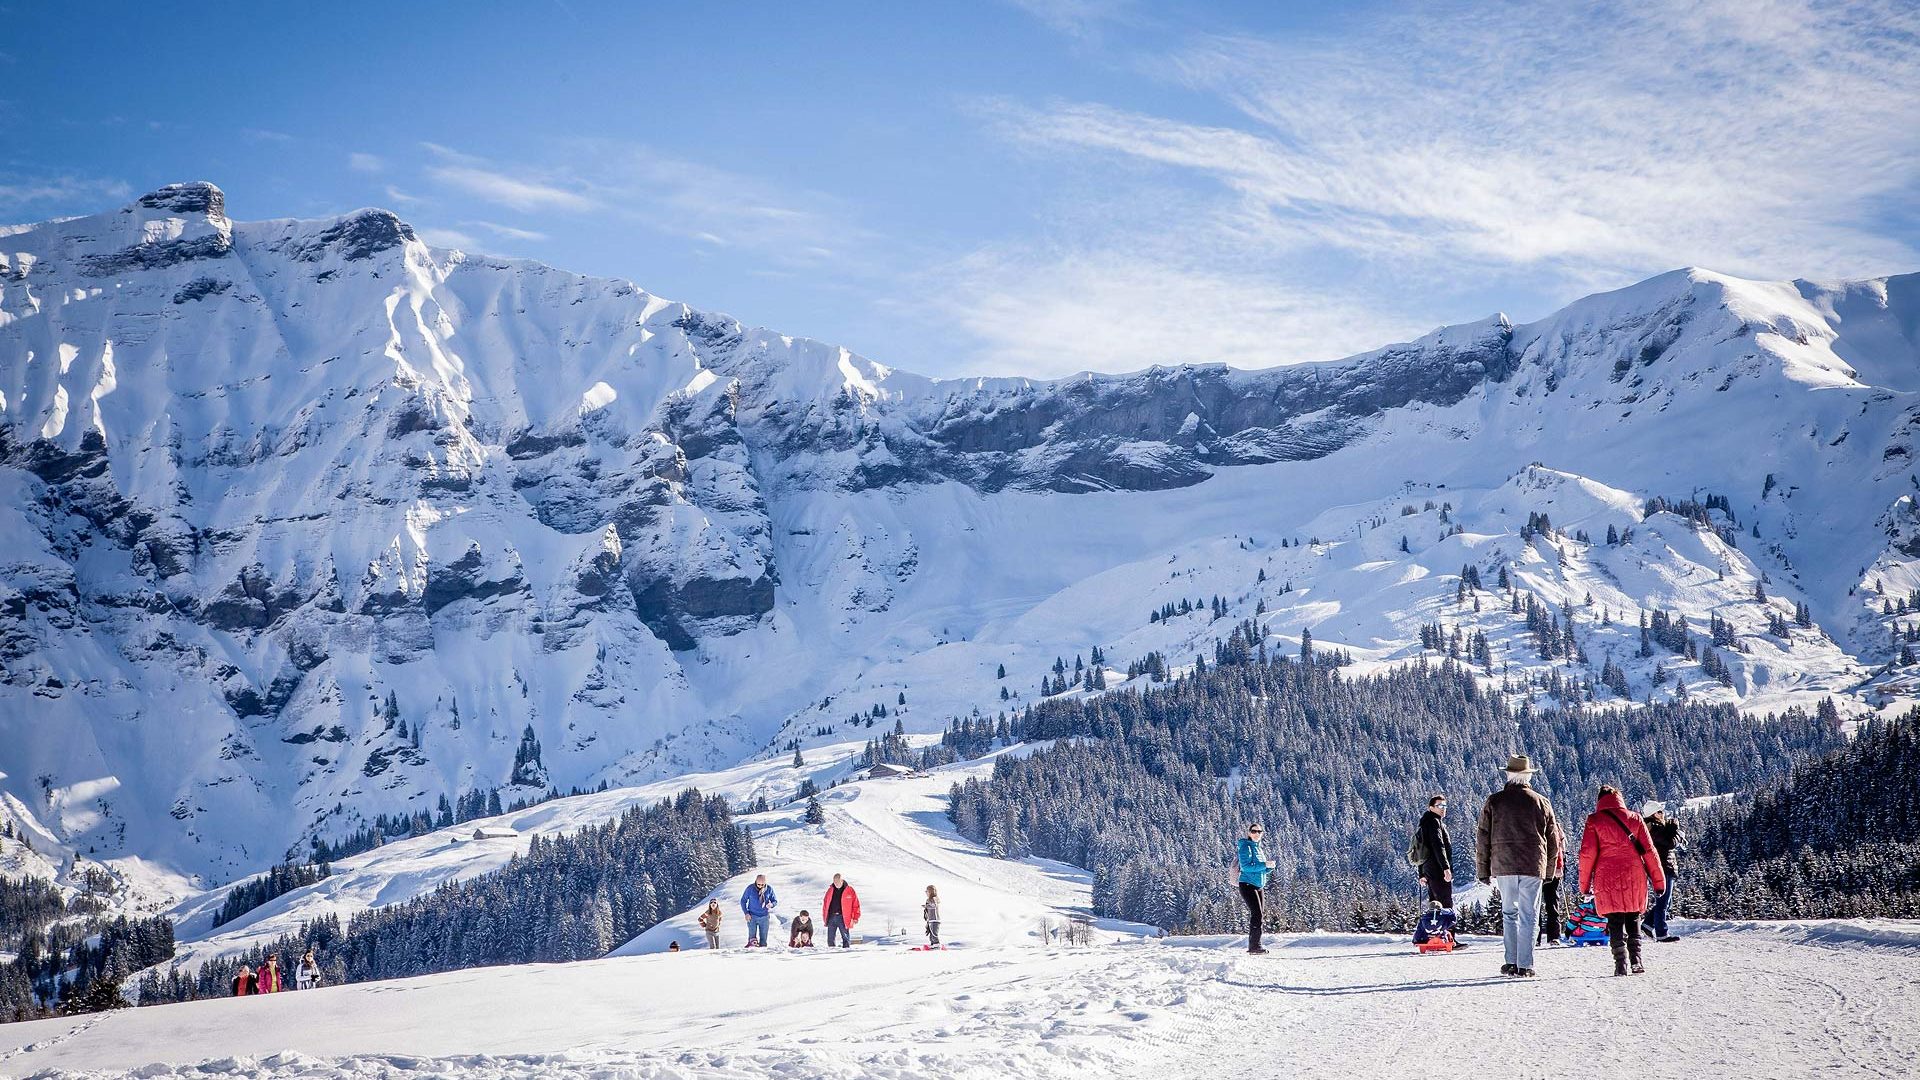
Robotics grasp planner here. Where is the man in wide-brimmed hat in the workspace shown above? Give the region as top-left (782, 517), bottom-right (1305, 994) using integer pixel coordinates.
top-left (1477, 754), bottom-right (1563, 978)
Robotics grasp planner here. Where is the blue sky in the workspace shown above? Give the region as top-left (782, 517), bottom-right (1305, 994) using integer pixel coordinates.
top-left (6, 0), bottom-right (1918, 378)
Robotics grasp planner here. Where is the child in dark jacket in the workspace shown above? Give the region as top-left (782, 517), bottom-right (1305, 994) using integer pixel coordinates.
top-left (790, 910), bottom-right (815, 948)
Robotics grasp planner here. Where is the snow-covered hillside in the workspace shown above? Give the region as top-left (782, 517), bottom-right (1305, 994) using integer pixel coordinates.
top-left (2, 748), bottom-right (1915, 1079)
top-left (3, 182), bottom-right (1918, 903)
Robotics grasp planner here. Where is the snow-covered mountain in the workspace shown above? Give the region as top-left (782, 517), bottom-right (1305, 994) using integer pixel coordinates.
top-left (3, 182), bottom-right (1917, 897)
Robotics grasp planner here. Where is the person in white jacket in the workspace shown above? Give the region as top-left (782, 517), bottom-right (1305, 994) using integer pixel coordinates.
top-left (923, 885), bottom-right (942, 947)
top-left (295, 949), bottom-right (320, 990)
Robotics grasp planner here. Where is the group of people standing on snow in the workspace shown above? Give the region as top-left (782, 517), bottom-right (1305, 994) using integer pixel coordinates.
top-left (1239, 754), bottom-right (1683, 978)
top-left (231, 949), bottom-right (322, 996)
top-left (692, 873), bottom-right (944, 950)
top-left (1467, 754), bottom-right (1680, 977)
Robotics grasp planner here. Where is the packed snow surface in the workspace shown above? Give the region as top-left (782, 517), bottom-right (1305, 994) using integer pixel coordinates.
top-left (3, 928), bottom-right (1914, 1078)
top-left (4, 753), bottom-right (1918, 1079)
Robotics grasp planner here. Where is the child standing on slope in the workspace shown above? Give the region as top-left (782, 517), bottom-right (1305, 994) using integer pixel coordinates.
top-left (923, 885), bottom-right (942, 947)
top-left (296, 950), bottom-right (320, 990)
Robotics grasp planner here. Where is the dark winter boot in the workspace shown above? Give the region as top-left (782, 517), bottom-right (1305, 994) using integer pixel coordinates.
top-left (1610, 940), bottom-right (1629, 977)
top-left (1625, 918), bottom-right (1645, 973)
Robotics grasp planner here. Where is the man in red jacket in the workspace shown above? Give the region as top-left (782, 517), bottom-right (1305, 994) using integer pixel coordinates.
top-left (822, 873), bottom-right (861, 949)
top-left (1577, 785), bottom-right (1667, 976)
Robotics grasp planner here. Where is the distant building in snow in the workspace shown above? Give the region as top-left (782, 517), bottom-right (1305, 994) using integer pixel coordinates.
top-left (867, 762), bottom-right (915, 780)
top-left (471, 826), bottom-right (519, 840)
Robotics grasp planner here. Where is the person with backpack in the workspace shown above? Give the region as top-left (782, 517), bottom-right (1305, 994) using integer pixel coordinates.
top-left (699, 899), bottom-right (724, 950)
top-left (790, 910), bottom-right (816, 948)
top-left (741, 875), bottom-right (778, 948)
top-left (1236, 823), bottom-right (1272, 955)
top-left (923, 885), bottom-right (942, 947)
top-left (257, 955), bottom-right (282, 993)
top-left (1409, 795), bottom-right (1464, 950)
top-left (1577, 785), bottom-right (1666, 976)
top-left (822, 873), bottom-right (861, 948)
top-left (1476, 754), bottom-right (1563, 978)
top-left (231, 964), bottom-right (257, 997)
top-left (1643, 805), bottom-right (1683, 942)
top-left (296, 950), bottom-right (319, 990)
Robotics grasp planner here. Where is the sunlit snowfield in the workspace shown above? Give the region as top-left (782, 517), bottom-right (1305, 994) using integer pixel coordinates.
top-left (4, 756), bottom-right (1915, 1079)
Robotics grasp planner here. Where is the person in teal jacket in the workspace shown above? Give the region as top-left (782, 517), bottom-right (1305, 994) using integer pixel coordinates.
top-left (1237, 823), bottom-right (1273, 954)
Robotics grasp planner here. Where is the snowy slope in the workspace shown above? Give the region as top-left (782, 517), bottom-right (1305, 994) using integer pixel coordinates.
top-left (158, 737), bottom-right (1107, 969)
top-left (2, 759), bottom-right (1916, 1079)
top-left (4, 183), bottom-right (1919, 906)
top-left (8, 930), bottom-right (1918, 1079)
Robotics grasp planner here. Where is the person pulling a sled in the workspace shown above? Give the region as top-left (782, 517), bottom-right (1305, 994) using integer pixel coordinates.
top-left (741, 875), bottom-right (778, 948)
top-left (923, 885), bottom-right (942, 947)
top-left (1477, 754), bottom-right (1563, 978)
top-left (1577, 785), bottom-right (1666, 976)
top-left (1236, 823), bottom-right (1273, 954)
top-left (1410, 795), bottom-right (1463, 951)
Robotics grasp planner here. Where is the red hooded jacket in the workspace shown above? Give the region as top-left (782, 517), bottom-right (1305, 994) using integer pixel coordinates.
top-left (1577, 790), bottom-right (1667, 915)
top-left (821, 882), bottom-right (861, 925)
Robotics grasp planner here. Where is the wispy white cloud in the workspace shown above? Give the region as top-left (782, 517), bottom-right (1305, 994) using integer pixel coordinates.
top-left (0, 174), bottom-right (132, 215)
top-left (241, 127), bottom-right (295, 143)
top-left (465, 220), bottom-right (548, 242)
top-left (995, 0), bottom-right (1920, 283)
top-left (946, 0), bottom-right (1920, 375)
top-left (929, 244), bottom-right (1427, 376)
top-left (427, 162), bottom-right (596, 212)
top-left (383, 184), bottom-right (421, 206)
top-left (348, 152), bottom-right (384, 173)
top-left (415, 140), bottom-right (872, 272)
top-left (1000, 0), bottom-right (1139, 38)
top-left (567, 142), bottom-right (859, 262)
top-left (416, 226), bottom-right (479, 250)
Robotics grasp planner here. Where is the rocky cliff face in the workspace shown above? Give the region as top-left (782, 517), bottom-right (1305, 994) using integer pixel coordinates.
top-left (2, 184), bottom-right (1916, 892)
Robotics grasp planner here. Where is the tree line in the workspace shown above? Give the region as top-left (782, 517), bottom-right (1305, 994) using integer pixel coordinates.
top-left (132, 788), bottom-right (753, 1008)
top-left (1684, 709), bottom-right (1920, 919)
top-left (946, 648), bottom-right (1839, 933)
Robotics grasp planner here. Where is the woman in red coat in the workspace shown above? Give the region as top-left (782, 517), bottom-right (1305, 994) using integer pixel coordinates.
top-left (1577, 785), bottom-right (1667, 976)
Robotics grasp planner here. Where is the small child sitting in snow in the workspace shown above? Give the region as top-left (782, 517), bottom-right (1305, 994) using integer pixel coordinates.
top-left (790, 910), bottom-right (816, 948)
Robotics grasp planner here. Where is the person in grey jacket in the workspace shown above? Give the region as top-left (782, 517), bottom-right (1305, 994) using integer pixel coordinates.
top-left (923, 885), bottom-right (942, 947)
top-left (1477, 754), bottom-right (1564, 978)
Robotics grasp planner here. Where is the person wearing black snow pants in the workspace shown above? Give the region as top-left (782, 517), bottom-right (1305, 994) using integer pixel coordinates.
top-left (1236, 823), bottom-right (1273, 954)
top-left (1416, 795), bottom-right (1454, 909)
top-left (1536, 816), bottom-right (1568, 944)
top-left (1238, 882), bottom-right (1264, 949)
